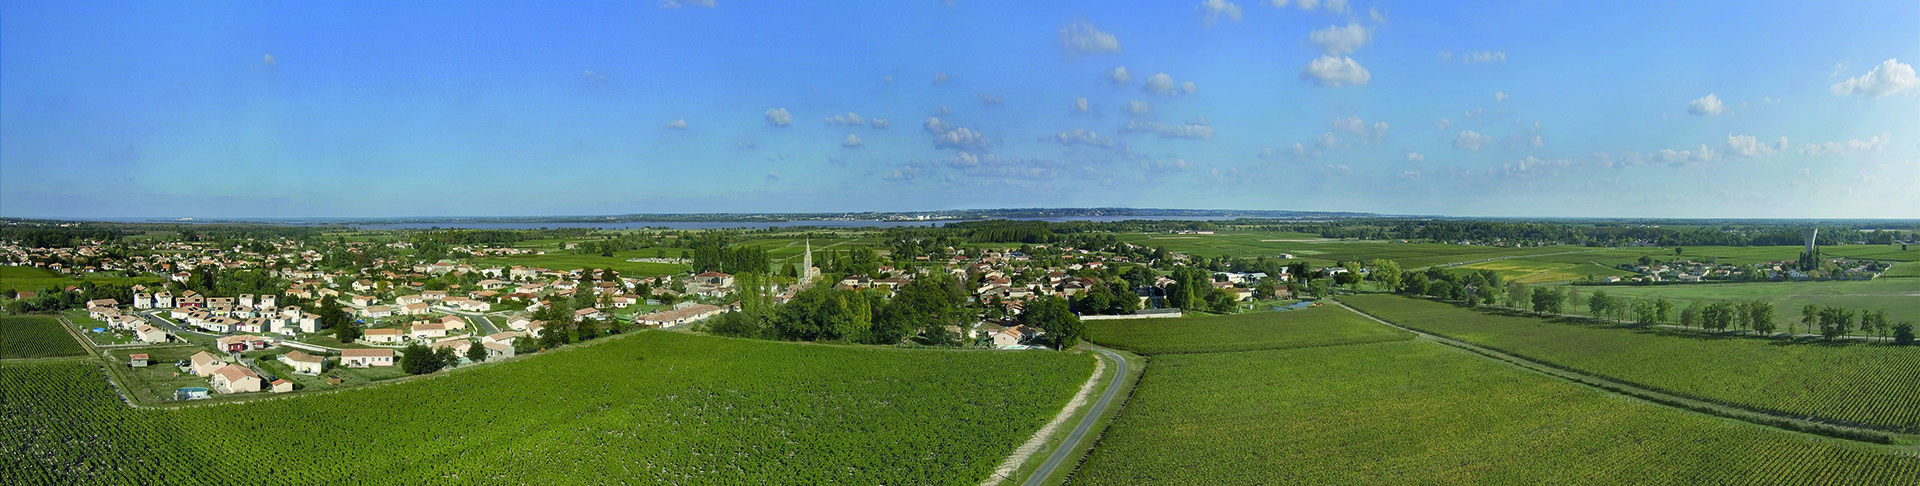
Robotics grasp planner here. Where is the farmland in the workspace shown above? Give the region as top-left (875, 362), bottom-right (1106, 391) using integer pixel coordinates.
top-left (1083, 306), bottom-right (1410, 355)
top-left (470, 250), bottom-right (691, 277)
top-left (1112, 232), bottom-right (1585, 268)
top-left (1578, 279), bottom-right (1920, 333)
top-left (1451, 259), bottom-right (1637, 284)
top-left (1340, 295), bottom-right (1920, 431)
top-left (1067, 340), bottom-right (1920, 485)
top-left (0, 266), bottom-right (164, 294)
top-left (0, 331), bottom-right (1095, 485)
top-left (0, 316), bottom-right (86, 359)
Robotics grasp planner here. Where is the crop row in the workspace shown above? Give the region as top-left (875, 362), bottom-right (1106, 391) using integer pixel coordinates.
top-left (1069, 340), bottom-right (1920, 485)
top-left (0, 331), bottom-right (1094, 485)
top-left (0, 316), bottom-right (87, 359)
top-left (1083, 305), bottom-right (1411, 355)
top-left (1340, 294), bottom-right (1920, 431)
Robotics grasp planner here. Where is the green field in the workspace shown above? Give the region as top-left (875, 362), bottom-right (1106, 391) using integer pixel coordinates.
top-left (471, 250), bottom-right (692, 277)
top-left (0, 266), bottom-right (165, 294)
top-left (0, 331), bottom-right (1094, 485)
top-left (0, 316), bottom-right (87, 359)
top-left (1068, 340), bottom-right (1920, 485)
top-left (1878, 262), bottom-right (1920, 278)
top-left (1084, 306), bottom-right (1411, 355)
top-left (1113, 232), bottom-right (1584, 268)
top-left (1581, 279), bottom-right (1920, 333)
top-left (1453, 259), bottom-right (1637, 284)
top-left (1341, 295), bottom-right (1920, 431)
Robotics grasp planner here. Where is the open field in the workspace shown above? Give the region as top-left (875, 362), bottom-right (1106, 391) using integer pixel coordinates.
top-left (1113, 233), bottom-right (1583, 268)
top-left (0, 331), bottom-right (1094, 485)
top-left (0, 266), bottom-right (165, 294)
top-left (471, 250), bottom-right (691, 277)
top-left (1581, 279), bottom-right (1920, 333)
top-left (1453, 259), bottom-right (1637, 284)
top-left (1068, 339), bottom-right (1920, 485)
top-left (1084, 306), bottom-right (1410, 355)
top-left (1341, 295), bottom-right (1920, 431)
top-left (0, 316), bottom-right (87, 359)
top-left (1879, 262), bottom-right (1920, 278)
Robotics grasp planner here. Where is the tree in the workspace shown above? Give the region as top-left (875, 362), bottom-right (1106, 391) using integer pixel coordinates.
top-left (400, 343), bottom-right (442, 375)
top-left (465, 339), bottom-right (488, 363)
top-left (1402, 273), bottom-right (1429, 296)
top-left (1799, 304), bottom-right (1818, 336)
top-left (1746, 300), bottom-right (1775, 335)
top-left (1588, 290), bottom-right (1612, 319)
top-left (1306, 279), bottom-right (1331, 300)
top-left (1255, 279), bottom-right (1279, 301)
top-left (1633, 299), bottom-right (1657, 324)
top-left (1818, 306), bottom-right (1853, 340)
top-left (1368, 259), bottom-right (1402, 293)
top-left (1654, 298), bottom-right (1674, 325)
top-left (1895, 322), bottom-right (1915, 345)
top-left (1022, 296), bottom-right (1083, 350)
top-left (435, 346), bottom-right (458, 368)
top-left (1864, 310), bottom-right (1891, 339)
top-left (1679, 303), bottom-right (1700, 329)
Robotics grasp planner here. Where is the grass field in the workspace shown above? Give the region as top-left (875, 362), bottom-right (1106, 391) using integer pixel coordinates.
top-left (1581, 279), bottom-right (1920, 333)
top-left (1341, 295), bottom-right (1920, 431)
top-left (1113, 232), bottom-right (1585, 268)
top-left (471, 250), bottom-right (692, 277)
top-left (0, 316), bottom-right (87, 359)
top-left (1881, 262), bottom-right (1920, 278)
top-left (1068, 339), bottom-right (1920, 485)
top-left (1452, 259), bottom-right (1637, 284)
top-left (1083, 306), bottom-right (1410, 355)
top-left (0, 266), bottom-right (165, 294)
top-left (1, 331), bottom-right (1095, 485)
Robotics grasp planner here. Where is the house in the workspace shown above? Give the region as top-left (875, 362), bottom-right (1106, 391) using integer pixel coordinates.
top-left (298, 313), bottom-right (321, 334)
top-left (482, 341), bottom-right (514, 360)
top-left (350, 294), bottom-right (377, 308)
top-left (154, 292), bottom-right (174, 308)
top-left (436, 315), bottom-right (467, 331)
top-left (478, 279), bottom-right (509, 290)
top-left (271, 379), bottom-right (295, 393)
top-left (238, 294), bottom-right (255, 308)
top-left (189, 351), bottom-right (227, 375)
top-left (632, 304), bottom-right (724, 328)
top-left (280, 350), bottom-right (326, 375)
top-left (482, 331), bottom-right (523, 345)
top-left (135, 325), bottom-right (168, 344)
top-left (992, 325), bottom-right (1031, 348)
top-left (411, 323), bottom-right (448, 339)
top-left (209, 364), bottom-right (263, 394)
top-left (106, 314), bottom-right (143, 330)
top-left (573, 307), bottom-right (604, 322)
top-left (401, 303), bottom-right (431, 316)
top-left (363, 305), bottom-right (393, 319)
top-left (237, 317), bottom-right (268, 334)
top-left (340, 348), bottom-right (395, 367)
top-left (134, 293), bottom-right (153, 309)
top-left (363, 328), bottom-right (406, 344)
top-left (507, 317), bottom-right (534, 331)
top-left (396, 294), bottom-right (427, 306)
top-left (216, 335), bottom-right (268, 352)
top-left (429, 337), bottom-right (472, 356)
top-left (352, 279), bottom-right (377, 292)
top-left (693, 271), bottom-right (735, 288)
top-left (129, 353), bottom-right (152, 367)
top-left (257, 294), bottom-right (277, 309)
top-left (420, 290), bottom-right (449, 301)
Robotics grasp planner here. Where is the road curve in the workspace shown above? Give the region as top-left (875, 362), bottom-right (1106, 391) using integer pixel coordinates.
top-left (1022, 346), bottom-right (1128, 486)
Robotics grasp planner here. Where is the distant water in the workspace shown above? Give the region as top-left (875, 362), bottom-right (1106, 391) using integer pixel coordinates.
top-left (351, 216), bottom-right (1239, 231)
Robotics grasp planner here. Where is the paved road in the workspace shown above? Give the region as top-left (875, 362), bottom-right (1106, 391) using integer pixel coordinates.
top-left (435, 307), bottom-right (503, 335)
top-left (1022, 346), bottom-right (1128, 486)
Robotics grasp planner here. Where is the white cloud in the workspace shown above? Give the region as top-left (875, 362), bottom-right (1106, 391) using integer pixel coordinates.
top-left (1108, 66), bottom-right (1132, 84)
top-left (766, 171), bottom-right (781, 181)
top-left (884, 75), bottom-right (893, 85)
top-left (1529, 134), bottom-right (1544, 148)
top-left (1460, 51), bottom-right (1505, 63)
top-left (934, 105), bottom-right (951, 116)
top-left (1059, 20), bottom-right (1121, 57)
top-left (826, 112), bottom-right (865, 126)
top-left (263, 54), bottom-right (276, 68)
top-left (1405, 152), bottom-right (1424, 163)
top-left (1454, 130), bottom-right (1495, 151)
top-left (660, 0), bottom-right (715, 8)
top-left (1144, 73), bottom-right (1179, 95)
top-left (1122, 120), bottom-right (1214, 140)
top-left (1047, 129), bottom-right (1116, 148)
top-left (1494, 91), bottom-right (1508, 102)
top-left (1332, 115), bottom-right (1368, 136)
top-left (1308, 23), bottom-right (1370, 56)
top-left (583, 70), bottom-right (607, 83)
top-left (1799, 135), bottom-right (1889, 156)
top-left (1654, 145), bottom-right (1718, 164)
top-left (871, 118), bottom-right (891, 129)
top-left (764, 108), bottom-right (792, 127)
top-left (883, 165), bottom-right (923, 181)
top-left (1181, 81), bottom-right (1196, 94)
top-left (1464, 108), bottom-right (1484, 118)
top-left (1272, 0), bottom-right (1345, 13)
top-left (1374, 122), bottom-right (1389, 143)
top-left (1725, 134), bottom-right (1787, 158)
top-left (1072, 98), bottom-right (1091, 114)
top-left (1126, 100), bottom-right (1153, 116)
top-left (1198, 0), bottom-right (1243, 25)
top-left (980, 93), bottom-right (1004, 107)
top-left (841, 134), bottom-right (864, 148)
top-left (946, 152), bottom-right (980, 168)
top-left (1687, 94), bottom-right (1726, 116)
top-left (1436, 50), bottom-right (1452, 62)
top-left (933, 72), bottom-right (951, 84)
top-left (666, 119), bottom-right (689, 130)
top-left (1831, 59), bottom-right (1917, 98)
top-left (1369, 6), bottom-right (1386, 23)
top-left (929, 121), bottom-right (989, 149)
top-left (1324, 0), bottom-right (1347, 13)
top-left (923, 117), bottom-right (950, 134)
top-left (1434, 118), bottom-right (1452, 131)
top-left (1300, 56), bottom-right (1370, 86)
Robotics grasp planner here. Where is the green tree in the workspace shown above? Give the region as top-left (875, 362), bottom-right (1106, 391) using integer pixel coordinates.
top-left (1306, 279), bottom-right (1331, 300)
top-left (1895, 322), bottom-right (1915, 345)
top-left (1021, 296), bottom-right (1083, 351)
top-left (1588, 290), bottom-right (1612, 318)
top-left (1799, 304), bottom-right (1818, 336)
top-left (1746, 300), bottom-right (1775, 335)
top-left (465, 339), bottom-right (488, 363)
top-left (1654, 298), bottom-right (1673, 325)
top-left (1368, 259), bottom-right (1401, 293)
top-left (1530, 287), bottom-right (1564, 314)
top-left (400, 343), bottom-right (442, 375)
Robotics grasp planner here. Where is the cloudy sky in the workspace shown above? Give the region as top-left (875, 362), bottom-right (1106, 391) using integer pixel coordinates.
top-left (3, 1), bottom-right (1917, 218)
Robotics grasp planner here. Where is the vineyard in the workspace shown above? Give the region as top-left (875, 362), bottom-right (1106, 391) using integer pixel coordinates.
top-left (1068, 340), bottom-right (1920, 485)
top-left (1340, 295), bottom-right (1920, 431)
top-left (0, 316), bottom-right (86, 359)
top-left (0, 331), bottom-right (1094, 485)
top-left (1083, 306), bottom-right (1411, 355)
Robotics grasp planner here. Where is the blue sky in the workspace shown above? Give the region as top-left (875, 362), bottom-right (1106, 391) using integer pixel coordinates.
top-left (3, 1), bottom-right (1917, 219)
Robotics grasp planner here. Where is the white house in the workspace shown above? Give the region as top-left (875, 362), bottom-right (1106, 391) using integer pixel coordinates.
top-left (363, 328), bottom-right (406, 344)
top-left (210, 364), bottom-right (263, 394)
top-left (280, 350), bottom-right (326, 375)
top-left (340, 348), bottom-right (395, 367)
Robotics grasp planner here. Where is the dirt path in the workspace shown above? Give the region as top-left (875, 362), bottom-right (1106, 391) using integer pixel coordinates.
top-left (980, 348), bottom-right (1112, 486)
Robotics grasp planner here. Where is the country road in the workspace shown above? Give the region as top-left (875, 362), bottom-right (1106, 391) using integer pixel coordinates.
top-left (1021, 346), bottom-right (1128, 486)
